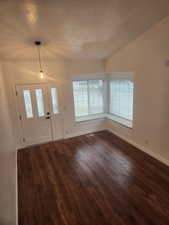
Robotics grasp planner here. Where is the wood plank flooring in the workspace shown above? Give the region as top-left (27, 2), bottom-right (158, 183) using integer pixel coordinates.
top-left (18, 130), bottom-right (169, 225)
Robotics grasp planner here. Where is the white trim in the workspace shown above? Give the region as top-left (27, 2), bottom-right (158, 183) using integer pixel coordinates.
top-left (76, 113), bottom-right (107, 122)
top-left (75, 113), bottom-right (132, 127)
top-left (64, 127), bottom-right (105, 139)
top-left (107, 72), bottom-right (133, 81)
top-left (107, 114), bottom-right (132, 128)
top-left (107, 128), bottom-right (169, 167)
top-left (71, 72), bottom-right (107, 81)
top-left (71, 72), bottom-right (133, 81)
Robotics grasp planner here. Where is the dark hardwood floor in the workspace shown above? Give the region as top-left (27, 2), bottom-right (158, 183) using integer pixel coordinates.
top-left (18, 130), bottom-right (169, 225)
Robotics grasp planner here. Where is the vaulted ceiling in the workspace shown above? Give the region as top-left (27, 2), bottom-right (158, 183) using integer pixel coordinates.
top-left (0, 0), bottom-right (169, 60)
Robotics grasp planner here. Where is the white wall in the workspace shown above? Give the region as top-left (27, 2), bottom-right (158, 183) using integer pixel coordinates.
top-left (0, 59), bottom-right (105, 225)
top-left (0, 64), bottom-right (17, 225)
top-left (2, 59), bottom-right (106, 149)
top-left (105, 15), bottom-right (169, 164)
top-left (0, 64), bottom-right (14, 151)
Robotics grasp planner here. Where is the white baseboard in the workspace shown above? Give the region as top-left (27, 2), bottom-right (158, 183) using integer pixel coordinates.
top-left (65, 127), bottom-right (105, 139)
top-left (107, 128), bottom-right (169, 167)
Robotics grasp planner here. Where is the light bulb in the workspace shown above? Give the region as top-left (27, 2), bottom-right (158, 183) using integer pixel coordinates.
top-left (40, 70), bottom-right (44, 79)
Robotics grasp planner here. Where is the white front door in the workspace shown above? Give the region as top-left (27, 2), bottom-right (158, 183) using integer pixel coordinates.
top-left (16, 84), bottom-right (63, 146)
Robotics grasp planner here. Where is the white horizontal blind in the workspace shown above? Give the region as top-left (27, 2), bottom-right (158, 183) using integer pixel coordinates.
top-left (110, 80), bottom-right (133, 120)
top-left (73, 81), bottom-right (88, 117)
top-left (73, 80), bottom-right (104, 117)
top-left (88, 80), bottom-right (104, 114)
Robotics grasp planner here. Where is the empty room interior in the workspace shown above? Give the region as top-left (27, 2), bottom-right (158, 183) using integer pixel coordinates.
top-left (1, 0), bottom-right (169, 225)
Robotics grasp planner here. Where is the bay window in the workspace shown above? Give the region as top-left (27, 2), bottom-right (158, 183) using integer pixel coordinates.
top-left (72, 73), bottom-right (134, 127)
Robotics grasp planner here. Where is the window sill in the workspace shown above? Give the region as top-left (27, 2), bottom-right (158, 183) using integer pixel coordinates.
top-left (107, 114), bottom-right (132, 128)
top-left (75, 113), bottom-right (132, 129)
top-left (75, 114), bottom-right (107, 122)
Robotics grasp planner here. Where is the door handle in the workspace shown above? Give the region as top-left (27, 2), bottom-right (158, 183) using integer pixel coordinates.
top-left (46, 112), bottom-right (50, 119)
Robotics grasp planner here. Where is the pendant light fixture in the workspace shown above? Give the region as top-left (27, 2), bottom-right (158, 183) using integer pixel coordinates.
top-left (35, 41), bottom-right (44, 79)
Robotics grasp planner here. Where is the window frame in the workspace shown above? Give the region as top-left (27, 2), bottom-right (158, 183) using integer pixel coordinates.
top-left (108, 72), bottom-right (134, 127)
top-left (72, 78), bottom-right (107, 121)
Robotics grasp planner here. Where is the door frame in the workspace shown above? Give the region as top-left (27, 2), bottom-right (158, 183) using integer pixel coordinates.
top-left (15, 82), bottom-right (64, 148)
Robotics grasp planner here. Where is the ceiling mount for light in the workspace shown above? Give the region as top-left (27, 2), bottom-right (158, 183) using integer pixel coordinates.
top-left (35, 40), bottom-right (44, 79)
top-left (35, 41), bottom-right (41, 45)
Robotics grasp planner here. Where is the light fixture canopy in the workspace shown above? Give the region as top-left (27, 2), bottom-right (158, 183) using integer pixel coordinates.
top-left (35, 41), bottom-right (44, 79)
top-left (35, 41), bottom-right (41, 46)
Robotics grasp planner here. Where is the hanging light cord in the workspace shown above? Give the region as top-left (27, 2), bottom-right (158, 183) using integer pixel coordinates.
top-left (37, 45), bottom-right (43, 71)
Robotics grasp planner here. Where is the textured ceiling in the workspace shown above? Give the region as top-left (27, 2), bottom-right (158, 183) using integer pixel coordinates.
top-left (0, 0), bottom-right (169, 60)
